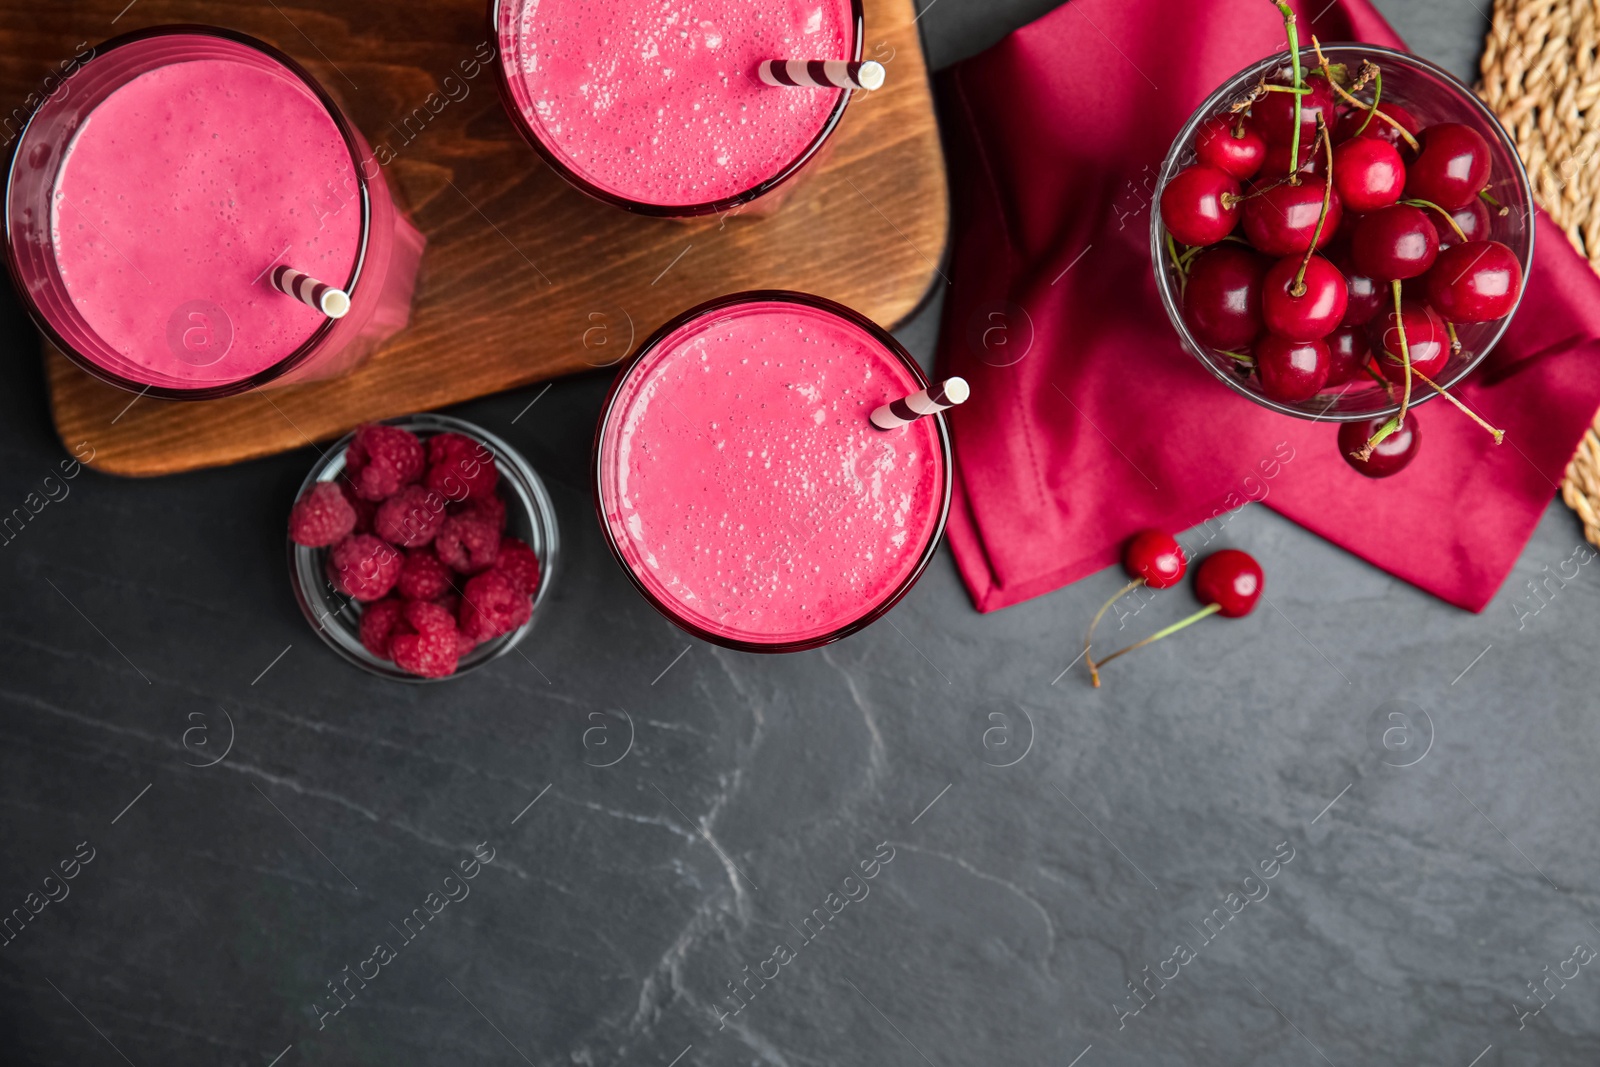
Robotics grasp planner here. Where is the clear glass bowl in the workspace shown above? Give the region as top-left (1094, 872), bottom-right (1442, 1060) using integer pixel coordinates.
top-left (1151, 44), bottom-right (1535, 421)
top-left (287, 414), bottom-right (559, 682)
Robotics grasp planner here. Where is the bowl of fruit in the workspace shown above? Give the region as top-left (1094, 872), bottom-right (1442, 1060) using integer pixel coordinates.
top-left (286, 414), bottom-right (559, 681)
top-left (1153, 12), bottom-right (1534, 475)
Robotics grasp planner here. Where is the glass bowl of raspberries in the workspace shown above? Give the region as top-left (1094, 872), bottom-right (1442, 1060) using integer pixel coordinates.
top-left (1152, 42), bottom-right (1534, 422)
top-left (286, 414), bottom-right (558, 681)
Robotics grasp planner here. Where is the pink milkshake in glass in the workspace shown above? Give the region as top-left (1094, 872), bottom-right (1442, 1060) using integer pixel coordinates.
top-left (595, 292), bottom-right (951, 651)
top-left (491, 0), bottom-right (866, 216)
top-left (5, 27), bottom-right (426, 399)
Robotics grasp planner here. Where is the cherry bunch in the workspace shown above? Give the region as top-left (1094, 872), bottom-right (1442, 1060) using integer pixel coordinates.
top-left (1160, 1), bottom-right (1522, 478)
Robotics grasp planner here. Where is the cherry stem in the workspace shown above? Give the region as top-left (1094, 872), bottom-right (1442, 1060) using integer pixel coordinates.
top-left (1445, 319), bottom-right (1462, 353)
top-left (1231, 84), bottom-right (1266, 113)
top-left (1411, 366), bottom-right (1505, 443)
top-left (1358, 279), bottom-right (1412, 461)
top-left (1083, 578), bottom-right (1144, 684)
top-left (1402, 198), bottom-right (1468, 241)
top-left (1292, 116), bottom-right (1336, 294)
top-left (1392, 278), bottom-right (1414, 435)
top-left (1352, 65), bottom-right (1383, 138)
top-left (1273, 0), bottom-right (1305, 182)
top-left (1090, 603), bottom-right (1224, 687)
top-left (1219, 349), bottom-right (1255, 365)
top-left (1362, 361), bottom-right (1397, 400)
top-left (1313, 36), bottom-right (1419, 151)
top-left (1350, 60), bottom-right (1378, 94)
top-left (1227, 181), bottom-right (1281, 204)
top-left (1480, 188), bottom-right (1511, 216)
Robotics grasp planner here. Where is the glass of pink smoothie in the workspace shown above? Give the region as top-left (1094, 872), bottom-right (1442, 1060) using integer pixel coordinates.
top-left (4, 26), bottom-right (426, 399)
top-left (594, 291), bottom-right (951, 652)
top-left (491, 0), bottom-right (864, 217)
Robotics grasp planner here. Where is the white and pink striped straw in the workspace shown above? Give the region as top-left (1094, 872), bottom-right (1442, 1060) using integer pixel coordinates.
top-left (758, 59), bottom-right (886, 91)
top-left (270, 265), bottom-right (350, 319)
top-left (870, 377), bottom-right (969, 431)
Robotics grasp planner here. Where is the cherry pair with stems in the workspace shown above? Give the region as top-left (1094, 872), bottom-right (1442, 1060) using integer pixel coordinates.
top-left (1083, 531), bottom-right (1262, 687)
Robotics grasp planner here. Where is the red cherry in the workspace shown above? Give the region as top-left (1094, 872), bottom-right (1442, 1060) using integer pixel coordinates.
top-left (1438, 198), bottom-right (1492, 249)
top-left (1243, 179), bottom-right (1343, 256)
top-left (1335, 102), bottom-right (1420, 149)
top-left (1123, 530), bottom-right (1187, 588)
top-left (1252, 74), bottom-right (1336, 148)
top-left (1256, 334), bottom-right (1331, 402)
top-left (1331, 249), bottom-right (1383, 326)
top-left (1371, 300), bottom-right (1450, 382)
top-left (1338, 413), bottom-right (1421, 477)
top-left (1183, 245), bottom-right (1269, 348)
top-left (1195, 115), bottom-right (1267, 180)
top-left (1324, 324), bottom-right (1370, 386)
top-left (1424, 240), bottom-right (1523, 323)
top-left (1331, 136), bottom-right (1405, 213)
top-left (1195, 549), bottom-right (1264, 617)
top-left (1160, 165), bottom-right (1242, 247)
top-left (1405, 123), bottom-right (1493, 211)
top-left (1261, 255), bottom-right (1348, 340)
top-left (1351, 205), bottom-right (1439, 281)
top-left (1262, 138), bottom-right (1322, 180)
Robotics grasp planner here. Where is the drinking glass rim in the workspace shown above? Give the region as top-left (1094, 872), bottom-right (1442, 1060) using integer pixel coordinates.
top-left (486, 0), bottom-right (865, 219)
top-left (591, 289), bottom-right (953, 653)
top-left (4, 24), bottom-right (376, 400)
top-left (1149, 42), bottom-right (1536, 423)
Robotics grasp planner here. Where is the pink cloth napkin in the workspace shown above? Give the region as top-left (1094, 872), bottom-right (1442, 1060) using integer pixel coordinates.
top-left (934, 0), bottom-right (1600, 613)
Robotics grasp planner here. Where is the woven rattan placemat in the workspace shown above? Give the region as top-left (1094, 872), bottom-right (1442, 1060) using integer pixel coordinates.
top-left (1480, 0), bottom-right (1600, 545)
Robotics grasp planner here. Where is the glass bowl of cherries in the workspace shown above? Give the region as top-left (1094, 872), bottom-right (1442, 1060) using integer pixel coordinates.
top-left (1152, 15), bottom-right (1534, 473)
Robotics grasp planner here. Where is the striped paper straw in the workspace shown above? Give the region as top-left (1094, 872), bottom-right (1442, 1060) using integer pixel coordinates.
top-left (870, 377), bottom-right (969, 431)
top-left (758, 60), bottom-right (886, 91)
top-left (270, 265), bottom-right (351, 319)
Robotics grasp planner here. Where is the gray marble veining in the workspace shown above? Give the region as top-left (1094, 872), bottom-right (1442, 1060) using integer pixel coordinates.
top-left (4, 1), bottom-right (1598, 1065)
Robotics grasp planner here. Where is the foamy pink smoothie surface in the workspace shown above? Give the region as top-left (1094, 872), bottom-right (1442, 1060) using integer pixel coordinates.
top-left (600, 299), bottom-right (946, 646)
top-left (52, 57), bottom-right (361, 384)
top-left (500, 0), bottom-right (854, 207)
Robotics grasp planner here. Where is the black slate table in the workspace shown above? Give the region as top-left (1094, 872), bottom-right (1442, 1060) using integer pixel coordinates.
top-left (5, 2), bottom-right (1599, 1065)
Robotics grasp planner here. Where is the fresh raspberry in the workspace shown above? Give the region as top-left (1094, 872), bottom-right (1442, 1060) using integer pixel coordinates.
top-left (397, 548), bottom-right (454, 601)
top-left (390, 600), bottom-right (460, 678)
top-left (435, 510), bottom-right (501, 574)
top-left (359, 598), bottom-right (407, 659)
top-left (451, 493), bottom-right (506, 531)
top-left (426, 432), bottom-right (500, 501)
top-left (404, 599), bottom-right (456, 636)
top-left (288, 482), bottom-right (356, 547)
top-left (326, 534), bottom-right (402, 601)
top-left (434, 592), bottom-right (462, 618)
top-left (496, 538), bottom-right (542, 596)
top-left (344, 423), bottom-right (425, 502)
top-left (374, 486), bottom-right (447, 548)
top-left (459, 569), bottom-right (532, 643)
top-left (340, 481), bottom-right (377, 534)
top-left (455, 629), bottom-right (481, 658)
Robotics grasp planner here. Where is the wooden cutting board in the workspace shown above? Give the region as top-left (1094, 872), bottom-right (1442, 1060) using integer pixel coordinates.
top-left (1, 0), bottom-right (947, 476)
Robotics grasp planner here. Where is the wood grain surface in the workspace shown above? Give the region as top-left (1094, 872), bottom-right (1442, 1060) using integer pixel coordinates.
top-left (0, 0), bottom-right (947, 476)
